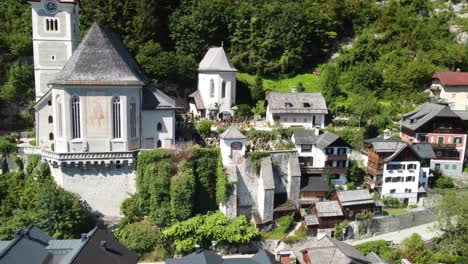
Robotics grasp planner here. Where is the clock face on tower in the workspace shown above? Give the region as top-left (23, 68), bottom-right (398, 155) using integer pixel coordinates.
top-left (44, 0), bottom-right (58, 14)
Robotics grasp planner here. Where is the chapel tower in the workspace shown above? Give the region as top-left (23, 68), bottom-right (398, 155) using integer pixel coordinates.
top-left (31, 0), bottom-right (80, 101)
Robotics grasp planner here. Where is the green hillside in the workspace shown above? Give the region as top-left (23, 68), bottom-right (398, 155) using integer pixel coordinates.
top-left (237, 72), bottom-right (322, 93)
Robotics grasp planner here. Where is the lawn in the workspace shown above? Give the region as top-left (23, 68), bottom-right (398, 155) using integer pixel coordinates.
top-left (237, 72), bottom-right (322, 93)
top-left (383, 208), bottom-right (410, 216)
top-left (261, 213), bottom-right (295, 240)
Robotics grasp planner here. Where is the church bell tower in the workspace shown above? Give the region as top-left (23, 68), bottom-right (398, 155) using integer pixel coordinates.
top-left (31, 0), bottom-right (80, 100)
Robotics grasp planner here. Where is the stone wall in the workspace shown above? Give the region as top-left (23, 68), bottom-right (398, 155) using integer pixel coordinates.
top-left (53, 163), bottom-right (136, 217)
top-left (352, 209), bottom-right (435, 236)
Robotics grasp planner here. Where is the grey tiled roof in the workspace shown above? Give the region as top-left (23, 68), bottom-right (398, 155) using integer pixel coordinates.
top-left (53, 23), bottom-right (148, 86)
top-left (198, 47), bottom-right (237, 72)
top-left (293, 130), bottom-right (346, 149)
top-left (315, 201), bottom-right (343, 217)
top-left (411, 143), bottom-right (436, 159)
top-left (398, 102), bottom-right (459, 131)
top-left (188, 90), bottom-right (206, 110)
top-left (142, 85), bottom-right (177, 110)
top-left (219, 125), bottom-right (246, 140)
top-left (300, 175), bottom-right (329, 192)
top-left (337, 189), bottom-right (374, 206)
top-left (454, 110), bottom-right (468, 121)
top-left (166, 249), bottom-right (223, 264)
top-left (304, 214), bottom-right (319, 226)
top-left (261, 157), bottom-right (275, 190)
top-left (266, 92), bottom-right (328, 114)
top-left (329, 239), bottom-right (372, 264)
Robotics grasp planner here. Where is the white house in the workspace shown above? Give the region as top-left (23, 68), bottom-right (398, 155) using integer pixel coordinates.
top-left (30, 0), bottom-right (177, 217)
top-left (364, 138), bottom-right (434, 205)
top-left (292, 130), bottom-right (350, 186)
top-left (430, 71), bottom-right (468, 111)
top-left (266, 91), bottom-right (327, 128)
top-left (188, 47), bottom-right (238, 119)
top-left (219, 125), bottom-right (247, 166)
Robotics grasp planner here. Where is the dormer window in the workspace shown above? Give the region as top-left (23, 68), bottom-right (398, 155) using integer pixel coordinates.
top-left (285, 102), bottom-right (293, 108)
top-left (303, 103), bottom-right (311, 107)
top-left (45, 18), bottom-right (59, 31)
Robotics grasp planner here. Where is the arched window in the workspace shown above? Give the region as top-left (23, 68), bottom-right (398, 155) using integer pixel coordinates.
top-left (210, 79), bottom-right (215, 98)
top-left (49, 133), bottom-right (54, 140)
top-left (48, 115), bottom-right (53, 123)
top-left (222, 81), bottom-right (226, 98)
top-left (157, 140), bottom-right (162, 148)
top-left (56, 96), bottom-right (63, 137)
top-left (157, 122), bottom-right (162, 131)
top-left (112, 96), bottom-right (121, 139)
top-left (130, 97), bottom-right (137, 138)
top-left (71, 96), bottom-right (81, 139)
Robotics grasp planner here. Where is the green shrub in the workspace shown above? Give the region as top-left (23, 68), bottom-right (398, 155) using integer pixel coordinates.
top-left (435, 176), bottom-right (454, 189)
top-left (409, 205), bottom-right (417, 209)
top-left (249, 151), bottom-right (269, 173)
top-left (334, 220), bottom-right (349, 240)
top-left (356, 240), bottom-right (400, 262)
top-left (196, 119), bottom-right (212, 137)
top-left (262, 213), bottom-right (295, 240)
top-left (382, 197), bottom-right (404, 208)
top-left (235, 104), bottom-right (253, 119)
top-left (116, 220), bottom-right (160, 255)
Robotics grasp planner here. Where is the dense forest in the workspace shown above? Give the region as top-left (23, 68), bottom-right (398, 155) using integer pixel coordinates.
top-left (1, 0), bottom-right (466, 132)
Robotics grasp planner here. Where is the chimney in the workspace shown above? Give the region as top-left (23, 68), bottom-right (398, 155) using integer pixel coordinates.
top-left (291, 86), bottom-right (297, 93)
top-left (383, 129), bottom-right (391, 140)
top-left (314, 127), bottom-right (320, 136)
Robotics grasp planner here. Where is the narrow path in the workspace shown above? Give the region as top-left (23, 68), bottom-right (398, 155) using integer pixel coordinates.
top-left (345, 222), bottom-right (441, 246)
top-left (284, 222), bottom-right (303, 238)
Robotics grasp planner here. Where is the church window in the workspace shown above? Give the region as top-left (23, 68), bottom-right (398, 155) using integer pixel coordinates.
top-left (130, 97), bottom-right (137, 138)
top-left (112, 96), bottom-right (121, 139)
top-left (45, 18), bottom-right (59, 32)
top-left (48, 100), bottom-right (52, 106)
top-left (157, 122), bottom-right (162, 131)
top-left (51, 55), bottom-right (56, 61)
top-left (57, 96), bottom-right (63, 137)
top-left (71, 96), bottom-right (81, 139)
top-left (210, 79), bottom-right (215, 98)
top-left (48, 115), bottom-right (53, 123)
top-left (49, 133), bottom-right (54, 141)
top-left (222, 81), bottom-right (226, 98)
top-left (157, 140), bottom-right (162, 148)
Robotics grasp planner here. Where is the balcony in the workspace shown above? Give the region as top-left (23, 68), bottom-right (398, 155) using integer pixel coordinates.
top-left (301, 166), bottom-right (348, 174)
top-left (367, 165), bottom-right (383, 176)
top-left (326, 155), bottom-right (348, 161)
top-left (431, 143), bottom-right (456, 149)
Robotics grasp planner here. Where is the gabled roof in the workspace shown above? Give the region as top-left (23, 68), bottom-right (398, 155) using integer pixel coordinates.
top-left (219, 125), bottom-right (246, 140)
top-left (315, 201), bottom-right (343, 217)
top-left (337, 189), bottom-right (375, 206)
top-left (398, 102), bottom-right (459, 131)
top-left (433, 71), bottom-right (468, 86)
top-left (188, 90), bottom-right (206, 110)
top-left (300, 175), bottom-right (329, 192)
top-left (304, 214), bottom-right (319, 226)
top-left (142, 85), bottom-right (177, 110)
top-left (32, 89), bottom-right (52, 109)
top-left (411, 143), bottom-right (436, 160)
top-left (266, 92), bottom-right (328, 114)
top-left (198, 47), bottom-right (237, 72)
top-left (293, 130), bottom-right (348, 149)
top-left (166, 248), bottom-right (222, 264)
top-left (454, 110), bottom-right (468, 121)
top-left (52, 23), bottom-right (147, 86)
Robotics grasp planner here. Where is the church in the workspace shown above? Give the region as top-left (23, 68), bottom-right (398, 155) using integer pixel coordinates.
top-left (30, 0), bottom-right (177, 217)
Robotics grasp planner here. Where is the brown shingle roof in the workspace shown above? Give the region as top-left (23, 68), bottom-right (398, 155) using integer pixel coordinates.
top-left (433, 71), bottom-right (468, 86)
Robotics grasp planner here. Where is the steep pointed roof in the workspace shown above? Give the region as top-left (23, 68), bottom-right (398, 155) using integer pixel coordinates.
top-left (219, 125), bottom-right (246, 140)
top-left (198, 47), bottom-right (237, 72)
top-left (52, 23), bottom-right (148, 86)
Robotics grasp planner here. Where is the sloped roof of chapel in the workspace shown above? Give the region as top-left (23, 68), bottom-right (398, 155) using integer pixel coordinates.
top-left (198, 47), bottom-right (237, 72)
top-left (52, 23), bottom-right (148, 86)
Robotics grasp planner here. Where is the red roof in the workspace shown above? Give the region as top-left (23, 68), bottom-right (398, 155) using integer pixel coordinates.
top-left (433, 71), bottom-right (468, 86)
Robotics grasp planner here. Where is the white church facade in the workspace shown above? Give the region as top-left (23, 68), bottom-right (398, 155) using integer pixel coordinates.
top-left (30, 0), bottom-right (177, 217)
top-left (188, 47), bottom-right (238, 119)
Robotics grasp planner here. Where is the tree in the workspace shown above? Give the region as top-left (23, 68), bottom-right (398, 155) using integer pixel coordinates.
top-left (252, 100), bottom-right (266, 117)
top-left (401, 233), bottom-right (435, 264)
top-left (355, 211), bottom-right (374, 235)
top-left (0, 136), bottom-right (17, 157)
top-left (116, 220), bottom-right (160, 255)
top-left (0, 63), bottom-right (34, 109)
top-left (235, 104), bottom-right (253, 119)
top-left (251, 74), bottom-right (265, 101)
top-left (435, 176), bottom-right (455, 189)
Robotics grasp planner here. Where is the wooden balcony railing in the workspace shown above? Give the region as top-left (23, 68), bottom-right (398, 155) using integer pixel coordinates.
top-left (431, 143), bottom-right (457, 149)
top-left (300, 166), bottom-right (348, 174)
top-left (326, 155), bottom-right (348, 161)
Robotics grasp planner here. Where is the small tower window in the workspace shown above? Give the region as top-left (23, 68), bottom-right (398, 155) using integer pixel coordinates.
top-left (112, 96), bottom-right (121, 139)
top-left (130, 97), bottom-right (137, 138)
top-left (157, 122), bottom-right (162, 131)
top-left (49, 133), bottom-right (54, 140)
top-left (56, 95), bottom-right (63, 137)
top-left (48, 115), bottom-right (53, 123)
top-left (45, 18), bottom-right (59, 32)
top-left (71, 96), bottom-right (81, 139)
top-left (157, 140), bottom-right (162, 148)
top-left (222, 81), bottom-right (226, 98)
top-left (210, 79), bottom-right (215, 98)
top-left (51, 55), bottom-right (56, 61)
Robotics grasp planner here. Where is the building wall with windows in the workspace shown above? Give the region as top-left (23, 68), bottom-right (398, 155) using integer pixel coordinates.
top-left (266, 112), bottom-right (325, 129)
top-left (381, 161), bottom-right (420, 205)
top-left (36, 97), bottom-right (54, 148)
top-left (141, 109), bottom-right (175, 149)
top-left (198, 71), bottom-right (236, 115)
top-left (431, 79), bottom-right (468, 111)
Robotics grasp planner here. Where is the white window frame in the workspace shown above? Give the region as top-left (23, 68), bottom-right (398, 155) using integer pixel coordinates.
top-left (112, 96), bottom-right (122, 139)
